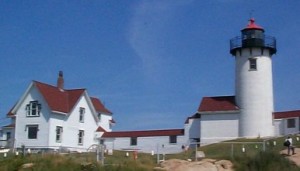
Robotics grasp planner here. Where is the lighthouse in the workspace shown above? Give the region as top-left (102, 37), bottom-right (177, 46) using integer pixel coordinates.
top-left (230, 18), bottom-right (277, 138)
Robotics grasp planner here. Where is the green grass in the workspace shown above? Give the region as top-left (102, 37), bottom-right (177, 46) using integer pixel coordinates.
top-left (0, 151), bottom-right (157, 171)
top-left (233, 151), bottom-right (300, 171)
top-left (1, 136), bottom-right (300, 171)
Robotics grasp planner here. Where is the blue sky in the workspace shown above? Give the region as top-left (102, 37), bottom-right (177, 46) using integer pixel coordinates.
top-left (1, 1), bottom-right (300, 131)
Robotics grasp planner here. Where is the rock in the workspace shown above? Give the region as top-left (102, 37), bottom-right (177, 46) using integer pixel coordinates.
top-left (154, 167), bottom-right (168, 171)
top-left (196, 151), bottom-right (206, 159)
top-left (160, 159), bottom-right (189, 170)
top-left (157, 158), bottom-right (233, 171)
top-left (215, 160), bottom-right (233, 171)
top-left (20, 163), bottom-right (34, 169)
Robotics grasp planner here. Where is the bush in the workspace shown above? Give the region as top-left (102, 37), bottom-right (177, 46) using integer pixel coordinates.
top-left (234, 151), bottom-right (300, 171)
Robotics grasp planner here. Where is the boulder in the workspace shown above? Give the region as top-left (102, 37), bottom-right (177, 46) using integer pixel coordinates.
top-left (156, 158), bottom-right (233, 171)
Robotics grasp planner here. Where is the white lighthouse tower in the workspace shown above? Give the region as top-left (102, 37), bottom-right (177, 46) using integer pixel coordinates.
top-left (230, 18), bottom-right (277, 138)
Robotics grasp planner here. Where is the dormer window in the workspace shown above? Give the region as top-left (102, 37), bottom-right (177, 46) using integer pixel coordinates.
top-left (79, 107), bottom-right (85, 123)
top-left (26, 101), bottom-right (41, 117)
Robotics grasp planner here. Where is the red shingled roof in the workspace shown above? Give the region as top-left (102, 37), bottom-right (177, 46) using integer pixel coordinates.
top-left (90, 97), bottom-right (112, 115)
top-left (102, 129), bottom-right (184, 138)
top-left (198, 96), bottom-right (239, 112)
top-left (274, 110), bottom-right (300, 119)
top-left (6, 105), bottom-right (15, 117)
top-left (35, 81), bottom-right (112, 114)
top-left (96, 126), bottom-right (107, 132)
top-left (7, 81), bottom-right (112, 116)
top-left (35, 81), bottom-right (85, 113)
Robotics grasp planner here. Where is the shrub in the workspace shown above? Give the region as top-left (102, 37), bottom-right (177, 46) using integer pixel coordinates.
top-left (234, 151), bottom-right (300, 171)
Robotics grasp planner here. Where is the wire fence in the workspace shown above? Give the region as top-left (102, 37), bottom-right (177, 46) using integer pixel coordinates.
top-left (1, 135), bottom-right (300, 163)
top-left (194, 135), bottom-right (300, 159)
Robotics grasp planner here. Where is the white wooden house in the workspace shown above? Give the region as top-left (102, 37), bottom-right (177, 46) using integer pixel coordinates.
top-left (274, 110), bottom-right (300, 136)
top-left (3, 72), bottom-right (114, 152)
top-left (195, 96), bottom-right (239, 144)
top-left (185, 96), bottom-right (300, 144)
top-left (100, 129), bottom-right (187, 154)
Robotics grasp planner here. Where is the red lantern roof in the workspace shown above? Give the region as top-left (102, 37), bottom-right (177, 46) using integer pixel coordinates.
top-left (242, 18), bottom-right (264, 31)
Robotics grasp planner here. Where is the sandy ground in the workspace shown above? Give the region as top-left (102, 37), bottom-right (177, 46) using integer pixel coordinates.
top-left (280, 147), bottom-right (300, 166)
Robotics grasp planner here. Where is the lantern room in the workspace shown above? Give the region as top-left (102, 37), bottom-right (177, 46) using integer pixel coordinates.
top-left (230, 18), bottom-right (277, 56)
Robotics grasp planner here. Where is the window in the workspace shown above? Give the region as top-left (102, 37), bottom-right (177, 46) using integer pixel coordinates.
top-left (79, 107), bottom-right (85, 122)
top-left (169, 135), bottom-right (177, 144)
top-left (56, 126), bottom-right (63, 143)
top-left (26, 101), bottom-right (41, 117)
top-left (287, 118), bottom-right (296, 128)
top-left (130, 137), bottom-right (137, 146)
top-left (6, 132), bottom-right (11, 140)
top-left (78, 130), bottom-right (84, 145)
top-left (97, 113), bottom-right (101, 121)
top-left (249, 58), bottom-right (257, 70)
top-left (27, 125), bottom-right (38, 139)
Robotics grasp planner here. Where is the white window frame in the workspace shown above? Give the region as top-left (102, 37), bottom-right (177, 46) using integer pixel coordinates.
top-left (27, 125), bottom-right (39, 139)
top-left (249, 58), bottom-right (257, 70)
top-left (56, 126), bottom-right (63, 143)
top-left (78, 130), bottom-right (84, 145)
top-left (98, 113), bottom-right (101, 121)
top-left (6, 132), bottom-right (11, 140)
top-left (26, 101), bottom-right (41, 117)
top-left (79, 107), bottom-right (85, 123)
top-left (169, 135), bottom-right (177, 144)
top-left (287, 118), bottom-right (296, 128)
top-left (130, 137), bottom-right (137, 146)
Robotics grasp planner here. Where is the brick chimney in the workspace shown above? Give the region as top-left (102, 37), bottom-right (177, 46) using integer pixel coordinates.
top-left (57, 71), bottom-right (64, 91)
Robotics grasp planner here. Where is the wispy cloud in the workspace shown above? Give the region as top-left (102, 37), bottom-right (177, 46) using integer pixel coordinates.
top-left (128, 1), bottom-right (193, 82)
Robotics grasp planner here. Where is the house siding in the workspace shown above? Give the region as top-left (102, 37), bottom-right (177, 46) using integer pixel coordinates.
top-left (184, 118), bottom-right (200, 143)
top-left (103, 135), bottom-right (187, 154)
top-left (15, 86), bottom-right (51, 148)
top-left (48, 113), bottom-right (66, 148)
top-left (283, 117), bottom-right (299, 135)
top-left (98, 113), bottom-right (112, 131)
top-left (60, 95), bottom-right (98, 151)
top-left (200, 112), bottom-right (239, 144)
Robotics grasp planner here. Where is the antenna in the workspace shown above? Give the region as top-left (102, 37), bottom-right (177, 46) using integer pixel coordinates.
top-left (249, 10), bottom-right (254, 19)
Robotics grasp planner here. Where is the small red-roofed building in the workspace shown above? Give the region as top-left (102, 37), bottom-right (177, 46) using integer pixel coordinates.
top-left (192, 96), bottom-right (240, 144)
top-left (273, 110), bottom-right (300, 136)
top-left (101, 129), bottom-right (186, 154)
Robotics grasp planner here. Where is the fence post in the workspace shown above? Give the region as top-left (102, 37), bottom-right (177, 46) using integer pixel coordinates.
top-left (263, 140), bottom-right (266, 152)
top-left (195, 143), bottom-right (198, 161)
top-left (156, 143), bottom-right (159, 164)
top-left (231, 144), bottom-right (234, 158)
top-left (21, 145), bottom-right (25, 156)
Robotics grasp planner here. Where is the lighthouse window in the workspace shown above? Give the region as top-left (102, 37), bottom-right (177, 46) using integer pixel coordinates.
top-left (249, 58), bottom-right (257, 70)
